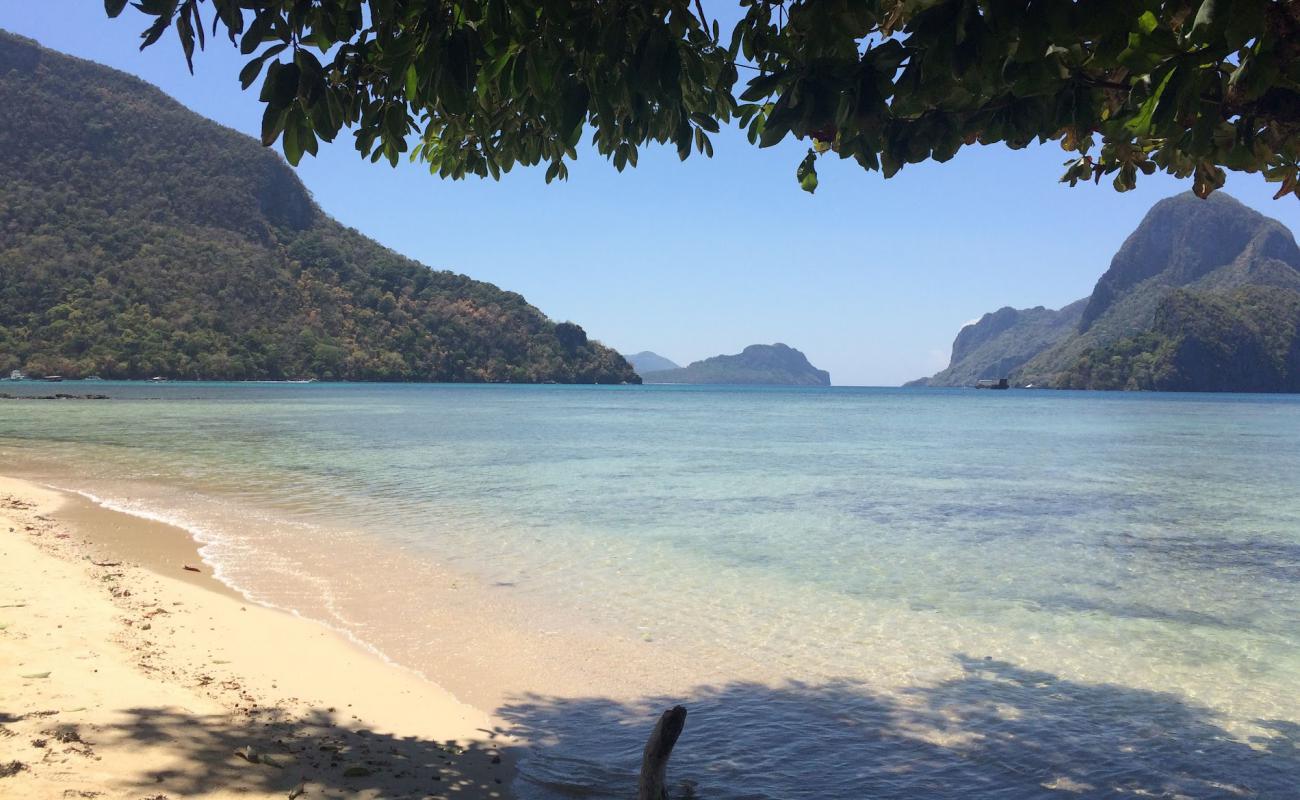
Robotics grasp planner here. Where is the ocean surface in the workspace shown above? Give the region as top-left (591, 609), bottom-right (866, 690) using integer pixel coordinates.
top-left (2, 382), bottom-right (1298, 798)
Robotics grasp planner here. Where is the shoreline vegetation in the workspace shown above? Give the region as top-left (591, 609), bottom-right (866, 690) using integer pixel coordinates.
top-left (0, 475), bottom-right (516, 799)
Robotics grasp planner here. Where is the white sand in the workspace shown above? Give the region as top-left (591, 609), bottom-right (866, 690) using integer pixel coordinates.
top-left (0, 475), bottom-right (515, 799)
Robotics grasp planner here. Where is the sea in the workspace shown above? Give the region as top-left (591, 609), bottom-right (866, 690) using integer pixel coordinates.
top-left (2, 382), bottom-right (1297, 798)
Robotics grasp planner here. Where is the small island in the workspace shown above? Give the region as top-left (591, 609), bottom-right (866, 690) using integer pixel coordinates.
top-left (623, 351), bottom-right (681, 375)
top-left (637, 343), bottom-right (831, 386)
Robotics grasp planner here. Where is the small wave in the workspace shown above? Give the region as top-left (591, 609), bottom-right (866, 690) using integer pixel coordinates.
top-left (46, 482), bottom-right (419, 677)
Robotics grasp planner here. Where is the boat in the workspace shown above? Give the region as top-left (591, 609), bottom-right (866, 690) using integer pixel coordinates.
top-left (43, 375), bottom-right (64, 382)
top-left (149, 376), bottom-right (169, 382)
top-left (6, 369), bottom-right (25, 381)
top-left (975, 378), bottom-right (1010, 390)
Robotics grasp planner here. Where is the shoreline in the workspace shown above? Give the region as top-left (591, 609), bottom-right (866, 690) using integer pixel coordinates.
top-left (1, 454), bottom-right (714, 716)
top-left (0, 474), bottom-right (517, 799)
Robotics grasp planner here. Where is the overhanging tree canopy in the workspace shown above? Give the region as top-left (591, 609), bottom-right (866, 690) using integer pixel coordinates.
top-left (108, 0), bottom-right (1300, 198)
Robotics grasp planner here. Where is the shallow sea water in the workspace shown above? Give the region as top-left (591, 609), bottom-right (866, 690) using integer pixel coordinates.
top-left (2, 383), bottom-right (1297, 798)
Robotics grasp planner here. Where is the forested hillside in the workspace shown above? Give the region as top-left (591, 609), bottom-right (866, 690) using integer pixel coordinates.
top-left (0, 32), bottom-right (637, 383)
top-left (1058, 288), bottom-right (1300, 392)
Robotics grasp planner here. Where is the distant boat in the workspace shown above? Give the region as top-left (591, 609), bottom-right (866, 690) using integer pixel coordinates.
top-left (43, 375), bottom-right (64, 382)
top-left (975, 378), bottom-right (1010, 390)
top-left (84, 375), bottom-right (103, 381)
top-left (7, 369), bottom-right (25, 381)
top-left (149, 376), bottom-right (168, 382)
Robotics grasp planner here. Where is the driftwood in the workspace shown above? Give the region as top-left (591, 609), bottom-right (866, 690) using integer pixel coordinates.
top-left (638, 705), bottom-right (687, 800)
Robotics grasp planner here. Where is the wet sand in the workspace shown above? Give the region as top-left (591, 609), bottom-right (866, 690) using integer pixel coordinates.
top-left (0, 475), bottom-right (516, 799)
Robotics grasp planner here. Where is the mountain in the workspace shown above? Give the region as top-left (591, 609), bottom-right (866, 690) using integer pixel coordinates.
top-left (912, 192), bottom-right (1300, 391)
top-left (624, 351), bottom-right (680, 375)
top-left (906, 300), bottom-right (1086, 387)
top-left (642, 344), bottom-right (831, 386)
top-left (1015, 192), bottom-right (1300, 386)
top-left (0, 32), bottom-right (638, 384)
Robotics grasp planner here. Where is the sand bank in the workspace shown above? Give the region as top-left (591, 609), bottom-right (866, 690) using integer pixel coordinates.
top-left (0, 475), bottom-right (515, 799)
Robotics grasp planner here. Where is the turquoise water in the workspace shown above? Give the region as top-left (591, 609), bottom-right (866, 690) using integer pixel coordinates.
top-left (2, 383), bottom-right (1298, 798)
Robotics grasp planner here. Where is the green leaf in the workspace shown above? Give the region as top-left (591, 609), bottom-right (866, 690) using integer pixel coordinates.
top-left (282, 114), bottom-right (303, 165)
top-left (1136, 11), bottom-right (1159, 36)
top-left (689, 113), bottom-right (719, 133)
top-left (404, 65), bottom-right (419, 102)
top-left (797, 149), bottom-right (818, 194)
top-left (1189, 0), bottom-right (1217, 43)
top-left (1125, 67), bottom-right (1175, 136)
top-left (104, 0), bottom-right (129, 18)
top-left (1223, 0), bottom-right (1266, 49)
top-left (740, 72), bottom-right (784, 103)
top-left (560, 83), bottom-right (590, 142)
top-left (260, 105), bottom-right (288, 147)
top-left (238, 45), bottom-right (286, 90)
top-left (259, 62), bottom-right (300, 110)
top-left (240, 13), bottom-right (276, 56)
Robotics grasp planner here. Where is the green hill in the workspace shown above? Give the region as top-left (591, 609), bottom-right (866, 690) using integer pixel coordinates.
top-left (643, 344), bottom-right (830, 386)
top-left (0, 32), bottom-right (637, 384)
top-left (1057, 288), bottom-right (1300, 392)
top-left (912, 193), bottom-right (1300, 392)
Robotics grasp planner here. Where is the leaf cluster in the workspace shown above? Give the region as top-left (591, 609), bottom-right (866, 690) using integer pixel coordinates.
top-left (109, 1), bottom-right (1300, 197)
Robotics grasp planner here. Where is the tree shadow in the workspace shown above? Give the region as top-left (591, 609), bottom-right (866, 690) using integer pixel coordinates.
top-left (497, 655), bottom-right (1299, 799)
top-left (81, 705), bottom-right (513, 799)
top-left (10, 657), bottom-right (1296, 799)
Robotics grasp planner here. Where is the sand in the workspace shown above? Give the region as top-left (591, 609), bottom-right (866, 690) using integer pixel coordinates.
top-left (0, 475), bottom-right (516, 799)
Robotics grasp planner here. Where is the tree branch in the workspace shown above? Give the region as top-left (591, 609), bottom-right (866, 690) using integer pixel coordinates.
top-left (637, 706), bottom-right (687, 800)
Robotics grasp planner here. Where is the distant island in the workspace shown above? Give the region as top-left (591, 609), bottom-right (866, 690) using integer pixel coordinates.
top-left (623, 351), bottom-right (681, 376)
top-left (639, 344), bottom-right (830, 386)
top-left (909, 192), bottom-right (1300, 392)
top-left (0, 32), bottom-right (637, 385)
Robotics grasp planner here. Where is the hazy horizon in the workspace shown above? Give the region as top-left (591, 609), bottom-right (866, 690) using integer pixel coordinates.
top-left (6, 4), bottom-right (1300, 385)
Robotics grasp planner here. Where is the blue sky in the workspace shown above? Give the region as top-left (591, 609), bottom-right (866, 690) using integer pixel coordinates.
top-left (5, 4), bottom-right (1299, 386)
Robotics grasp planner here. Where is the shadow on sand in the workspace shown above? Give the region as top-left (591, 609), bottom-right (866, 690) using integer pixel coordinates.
top-left (16, 655), bottom-right (1294, 799)
top-left (26, 705), bottom-right (513, 800)
top-left (498, 655), bottom-right (1299, 799)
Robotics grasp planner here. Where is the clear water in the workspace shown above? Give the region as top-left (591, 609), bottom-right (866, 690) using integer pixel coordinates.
top-left (2, 382), bottom-right (1298, 798)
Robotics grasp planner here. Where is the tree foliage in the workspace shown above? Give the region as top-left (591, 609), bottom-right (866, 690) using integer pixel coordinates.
top-left (0, 32), bottom-right (638, 384)
top-left (107, 0), bottom-right (1300, 197)
top-left (1058, 287), bottom-right (1300, 390)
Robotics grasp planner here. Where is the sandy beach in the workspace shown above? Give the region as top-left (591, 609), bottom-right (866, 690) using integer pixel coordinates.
top-left (0, 475), bottom-right (516, 799)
